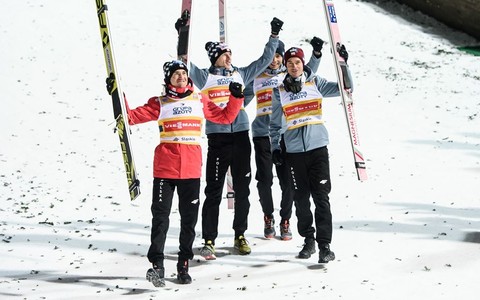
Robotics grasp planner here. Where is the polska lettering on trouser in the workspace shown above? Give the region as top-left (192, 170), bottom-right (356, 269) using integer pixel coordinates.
top-left (215, 157), bottom-right (220, 181)
top-left (158, 179), bottom-right (164, 202)
top-left (290, 166), bottom-right (298, 190)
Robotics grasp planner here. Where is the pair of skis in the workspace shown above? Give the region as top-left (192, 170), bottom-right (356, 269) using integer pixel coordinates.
top-left (218, 1), bottom-right (236, 209)
top-left (177, 0), bottom-right (227, 59)
top-left (177, 0), bottom-right (236, 208)
top-left (322, 0), bottom-right (367, 181)
top-left (95, 0), bottom-right (141, 201)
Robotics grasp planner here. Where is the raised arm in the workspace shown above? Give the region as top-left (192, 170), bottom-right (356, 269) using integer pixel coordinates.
top-left (188, 61), bottom-right (209, 90)
top-left (237, 18), bottom-right (283, 85)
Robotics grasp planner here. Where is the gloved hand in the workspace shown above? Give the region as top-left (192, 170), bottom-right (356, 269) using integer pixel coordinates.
top-left (272, 149), bottom-right (284, 166)
top-left (229, 82), bottom-right (244, 98)
top-left (270, 17), bottom-right (284, 36)
top-left (283, 74), bottom-right (302, 94)
top-left (175, 9), bottom-right (190, 33)
top-left (106, 73), bottom-right (115, 95)
top-left (310, 36), bottom-right (324, 56)
top-left (338, 44), bottom-right (348, 62)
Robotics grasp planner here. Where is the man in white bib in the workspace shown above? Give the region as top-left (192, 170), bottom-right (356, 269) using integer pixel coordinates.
top-left (269, 45), bottom-right (350, 264)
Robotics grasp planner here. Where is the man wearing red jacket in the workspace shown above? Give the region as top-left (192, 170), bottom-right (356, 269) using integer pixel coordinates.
top-left (119, 60), bottom-right (244, 287)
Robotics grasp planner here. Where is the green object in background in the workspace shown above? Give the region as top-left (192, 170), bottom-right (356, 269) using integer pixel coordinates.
top-left (458, 46), bottom-right (480, 56)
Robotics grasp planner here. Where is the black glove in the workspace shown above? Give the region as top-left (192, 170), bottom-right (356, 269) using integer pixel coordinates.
top-left (270, 17), bottom-right (284, 36)
top-left (105, 73), bottom-right (115, 95)
top-left (283, 74), bottom-right (302, 94)
top-left (338, 44), bottom-right (348, 62)
top-left (310, 36), bottom-right (324, 53)
top-left (229, 82), bottom-right (243, 98)
top-left (175, 9), bottom-right (190, 33)
top-left (272, 149), bottom-right (284, 166)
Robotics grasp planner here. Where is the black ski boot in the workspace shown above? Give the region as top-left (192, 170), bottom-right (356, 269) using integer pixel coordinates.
top-left (318, 243), bottom-right (335, 263)
top-left (298, 237), bottom-right (316, 259)
top-left (177, 259), bottom-right (192, 284)
top-left (146, 261), bottom-right (165, 287)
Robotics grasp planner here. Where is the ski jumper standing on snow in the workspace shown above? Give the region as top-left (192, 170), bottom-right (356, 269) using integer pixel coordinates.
top-left (243, 37), bottom-right (324, 241)
top-left (118, 60), bottom-right (244, 285)
top-left (269, 45), bottom-right (350, 264)
top-left (178, 17), bottom-right (283, 258)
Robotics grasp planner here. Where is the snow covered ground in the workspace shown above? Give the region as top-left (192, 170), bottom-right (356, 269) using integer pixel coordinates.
top-left (1, 0), bottom-right (479, 299)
